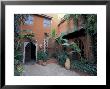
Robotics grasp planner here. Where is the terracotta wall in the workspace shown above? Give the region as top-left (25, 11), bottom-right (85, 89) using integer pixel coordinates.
top-left (58, 16), bottom-right (85, 35)
top-left (51, 17), bottom-right (58, 37)
top-left (58, 20), bottom-right (68, 36)
top-left (20, 15), bottom-right (51, 46)
top-left (58, 19), bottom-right (74, 36)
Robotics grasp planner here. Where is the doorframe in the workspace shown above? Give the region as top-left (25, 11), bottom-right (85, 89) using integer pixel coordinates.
top-left (23, 41), bottom-right (38, 64)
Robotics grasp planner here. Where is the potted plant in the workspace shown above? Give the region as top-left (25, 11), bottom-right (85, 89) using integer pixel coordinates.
top-left (37, 51), bottom-right (48, 66)
top-left (42, 52), bottom-right (48, 66)
top-left (37, 51), bottom-right (43, 65)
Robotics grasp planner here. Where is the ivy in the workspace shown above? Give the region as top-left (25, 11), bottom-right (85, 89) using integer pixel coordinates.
top-left (71, 60), bottom-right (97, 75)
top-left (63, 14), bottom-right (97, 61)
top-left (84, 14), bottom-right (97, 60)
top-left (64, 14), bottom-right (81, 31)
top-left (14, 14), bottom-right (33, 76)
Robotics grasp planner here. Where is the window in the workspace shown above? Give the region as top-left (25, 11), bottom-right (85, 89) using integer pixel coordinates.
top-left (43, 18), bottom-right (51, 28)
top-left (24, 15), bottom-right (33, 25)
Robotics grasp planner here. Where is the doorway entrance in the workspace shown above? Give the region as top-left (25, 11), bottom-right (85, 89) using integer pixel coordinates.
top-left (25, 42), bottom-right (36, 64)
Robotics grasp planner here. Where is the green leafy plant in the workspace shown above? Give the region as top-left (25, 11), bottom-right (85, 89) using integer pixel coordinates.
top-left (64, 14), bottom-right (97, 61)
top-left (64, 14), bottom-right (81, 31)
top-left (84, 14), bottom-right (97, 61)
top-left (71, 60), bottom-right (97, 75)
top-left (14, 14), bottom-right (34, 76)
top-left (37, 51), bottom-right (48, 62)
top-left (51, 28), bottom-right (56, 38)
top-left (55, 33), bottom-right (68, 45)
top-left (14, 50), bottom-right (24, 76)
top-left (69, 42), bottom-right (81, 53)
top-left (57, 51), bottom-right (68, 66)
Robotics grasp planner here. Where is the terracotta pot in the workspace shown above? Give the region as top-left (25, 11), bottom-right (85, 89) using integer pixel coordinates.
top-left (65, 58), bottom-right (70, 70)
top-left (38, 60), bottom-right (43, 65)
top-left (42, 62), bottom-right (47, 66)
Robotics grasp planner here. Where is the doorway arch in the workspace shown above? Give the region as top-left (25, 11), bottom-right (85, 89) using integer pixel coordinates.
top-left (24, 42), bottom-right (36, 63)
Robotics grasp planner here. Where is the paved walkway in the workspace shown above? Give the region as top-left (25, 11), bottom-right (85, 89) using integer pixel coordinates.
top-left (22, 63), bottom-right (88, 76)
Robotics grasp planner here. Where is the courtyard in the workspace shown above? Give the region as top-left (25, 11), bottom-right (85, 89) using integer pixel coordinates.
top-left (14, 14), bottom-right (97, 76)
top-left (22, 59), bottom-right (89, 76)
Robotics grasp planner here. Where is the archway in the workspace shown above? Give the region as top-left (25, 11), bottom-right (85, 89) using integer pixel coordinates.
top-left (25, 42), bottom-right (36, 63)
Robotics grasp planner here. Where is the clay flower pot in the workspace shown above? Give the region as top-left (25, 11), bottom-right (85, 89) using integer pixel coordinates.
top-left (64, 58), bottom-right (70, 70)
top-left (42, 62), bottom-right (47, 66)
top-left (38, 60), bottom-right (43, 65)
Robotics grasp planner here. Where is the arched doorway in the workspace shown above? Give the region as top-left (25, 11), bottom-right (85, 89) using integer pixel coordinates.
top-left (25, 42), bottom-right (36, 63)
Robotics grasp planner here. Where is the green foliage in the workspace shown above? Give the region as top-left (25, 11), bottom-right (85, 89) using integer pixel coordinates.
top-left (57, 51), bottom-right (68, 66)
top-left (14, 60), bottom-right (24, 76)
top-left (25, 33), bottom-right (34, 39)
top-left (84, 14), bottom-right (97, 36)
top-left (55, 33), bottom-right (68, 44)
top-left (14, 14), bottom-right (31, 76)
top-left (14, 14), bottom-right (29, 35)
top-left (64, 14), bottom-right (81, 31)
top-left (69, 42), bottom-right (81, 53)
top-left (14, 51), bottom-right (23, 62)
top-left (51, 28), bottom-right (56, 38)
top-left (56, 32), bottom-right (82, 60)
top-left (64, 14), bottom-right (97, 61)
top-left (37, 51), bottom-right (48, 62)
top-left (14, 42), bottom-right (24, 76)
top-left (71, 60), bottom-right (97, 75)
top-left (84, 14), bottom-right (97, 60)
top-left (14, 50), bottom-right (24, 76)
top-left (64, 14), bottom-right (97, 36)
top-left (18, 30), bottom-right (35, 40)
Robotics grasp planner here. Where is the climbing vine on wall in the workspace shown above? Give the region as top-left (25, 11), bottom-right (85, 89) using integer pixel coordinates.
top-left (14, 14), bottom-right (35, 75)
top-left (84, 14), bottom-right (97, 62)
top-left (63, 14), bottom-right (97, 61)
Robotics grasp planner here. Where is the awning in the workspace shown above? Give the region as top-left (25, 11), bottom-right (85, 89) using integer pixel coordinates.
top-left (62, 28), bottom-right (86, 39)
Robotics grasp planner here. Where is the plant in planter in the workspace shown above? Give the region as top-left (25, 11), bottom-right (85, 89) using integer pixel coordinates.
top-left (42, 51), bottom-right (48, 66)
top-left (57, 51), bottom-right (71, 70)
top-left (69, 42), bottom-right (82, 60)
top-left (37, 51), bottom-right (48, 65)
top-left (57, 51), bottom-right (68, 66)
top-left (37, 51), bottom-right (43, 65)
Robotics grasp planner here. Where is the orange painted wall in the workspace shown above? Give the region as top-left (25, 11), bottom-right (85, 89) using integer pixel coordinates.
top-left (20, 15), bottom-right (51, 45)
top-left (58, 19), bottom-right (75, 36)
top-left (58, 20), bottom-right (68, 36)
top-left (51, 18), bottom-right (58, 36)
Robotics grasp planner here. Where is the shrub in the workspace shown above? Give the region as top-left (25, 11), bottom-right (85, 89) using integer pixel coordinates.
top-left (37, 51), bottom-right (48, 62)
top-left (71, 60), bottom-right (97, 75)
top-left (14, 60), bottom-right (24, 76)
top-left (69, 42), bottom-right (81, 54)
top-left (57, 51), bottom-right (68, 66)
top-left (14, 50), bottom-right (24, 76)
top-left (14, 51), bottom-right (23, 62)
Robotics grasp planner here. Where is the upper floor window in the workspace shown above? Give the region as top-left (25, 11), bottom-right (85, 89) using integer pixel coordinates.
top-left (24, 15), bottom-right (33, 25)
top-left (43, 18), bottom-right (51, 28)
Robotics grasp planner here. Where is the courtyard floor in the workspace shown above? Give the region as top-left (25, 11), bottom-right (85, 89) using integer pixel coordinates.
top-left (22, 60), bottom-right (89, 76)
